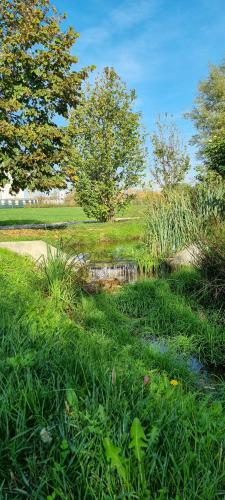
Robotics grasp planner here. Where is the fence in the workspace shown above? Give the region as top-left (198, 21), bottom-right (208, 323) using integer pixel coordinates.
top-left (0, 199), bottom-right (38, 209)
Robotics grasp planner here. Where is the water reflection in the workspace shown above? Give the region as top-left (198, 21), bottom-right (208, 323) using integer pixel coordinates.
top-left (145, 337), bottom-right (211, 384)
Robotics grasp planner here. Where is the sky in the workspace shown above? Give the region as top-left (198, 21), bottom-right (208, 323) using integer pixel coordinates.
top-left (54, 0), bottom-right (225, 179)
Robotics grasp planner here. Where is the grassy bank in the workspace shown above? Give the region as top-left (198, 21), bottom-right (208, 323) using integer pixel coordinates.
top-left (0, 203), bottom-right (145, 262)
top-left (0, 219), bottom-right (145, 261)
top-left (0, 250), bottom-right (224, 498)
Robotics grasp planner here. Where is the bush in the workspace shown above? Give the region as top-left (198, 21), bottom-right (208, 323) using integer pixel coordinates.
top-left (194, 171), bottom-right (225, 221)
top-left (195, 224), bottom-right (225, 306)
top-left (145, 189), bottom-right (200, 258)
top-left (145, 178), bottom-right (225, 259)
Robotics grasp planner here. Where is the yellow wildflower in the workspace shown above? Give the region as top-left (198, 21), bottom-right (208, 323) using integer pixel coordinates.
top-left (170, 379), bottom-right (179, 386)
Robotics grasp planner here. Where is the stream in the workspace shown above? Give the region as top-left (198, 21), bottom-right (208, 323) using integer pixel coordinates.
top-left (72, 243), bottom-right (225, 386)
top-left (88, 260), bottom-right (139, 283)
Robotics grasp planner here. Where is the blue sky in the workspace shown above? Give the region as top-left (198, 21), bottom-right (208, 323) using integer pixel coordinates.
top-left (54, 0), bottom-right (225, 178)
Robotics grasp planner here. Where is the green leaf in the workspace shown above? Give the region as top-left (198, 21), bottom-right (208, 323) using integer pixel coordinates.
top-left (60, 439), bottom-right (70, 462)
top-left (129, 417), bottom-right (147, 462)
top-left (7, 351), bottom-right (35, 369)
top-left (103, 437), bottom-right (128, 483)
top-left (66, 387), bottom-right (78, 415)
top-left (60, 439), bottom-right (69, 451)
top-left (149, 425), bottom-right (160, 446)
top-left (0, 0), bottom-right (90, 192)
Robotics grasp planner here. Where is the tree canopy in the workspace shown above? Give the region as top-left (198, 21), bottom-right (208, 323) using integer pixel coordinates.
top-left (150, 114), bottom-right (190, 189)
top-left (0, 0), bottom-right (91, 192)
top-left (187, 57), bottom-right (225, 177)
top-left (68, 67), bottom-right (147, 221)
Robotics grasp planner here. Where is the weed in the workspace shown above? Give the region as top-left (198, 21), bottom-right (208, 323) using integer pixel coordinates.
top-left (145, 183), bottom-right (225, 259)
top-left (195, 224), bottom-right (225, 306)
top-left (0, 250), bottom-right (225, 498)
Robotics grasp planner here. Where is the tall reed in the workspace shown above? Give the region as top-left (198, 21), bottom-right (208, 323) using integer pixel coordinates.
top-left (195, 224), bottom-right (225, 306)
top-left (145, 190), bottom-right (199, 258)
top-left (42, 246), bottom-right (72, 286)
top-left (145, 180), bottom-right (225, 259)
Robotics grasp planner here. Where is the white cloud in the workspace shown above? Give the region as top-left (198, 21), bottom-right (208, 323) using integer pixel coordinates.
top-left (76, 0), bottom-right (225, 110)
top-left (110, 0), bottom-right (156, 31)
top-left (80, 0), bottom-right (157, 46)
top-left (77, 0), bottom-right (162, 83)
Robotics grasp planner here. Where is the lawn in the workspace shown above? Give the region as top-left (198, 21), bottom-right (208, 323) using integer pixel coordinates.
top-left (0, 203), bottom-right (147, 261)
top-left (0, 202), bottom-right (145, 226)
top-left (0, 249), bottom-right (224, 498)
top-left (0, 206), bottom-right (87, 225)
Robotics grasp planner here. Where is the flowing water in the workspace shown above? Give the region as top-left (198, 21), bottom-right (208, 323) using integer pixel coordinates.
top-left (88, 260), bottom-right (139, 283)
top-left (76, 245), bottom-right (224, 385)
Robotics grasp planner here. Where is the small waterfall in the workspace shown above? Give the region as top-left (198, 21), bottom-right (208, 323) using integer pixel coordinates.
top-left (89, 261), bottom-right (138, 284)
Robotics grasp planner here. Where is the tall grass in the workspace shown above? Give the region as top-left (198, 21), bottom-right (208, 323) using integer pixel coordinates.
top-left (195, 224), bottom-right (225, 306)
top-left (0, 250), bottom-right (225, 498)
top-left (194, 171), bottom-right (225, 221)
top-left (42, 246), bottom-right (75, 287)
top-left (41, 245), bottom-right (85, 310)
top-left (145, 190), bottom-right (200, 257)
top-left (145, 180), bottom-right (225, 259)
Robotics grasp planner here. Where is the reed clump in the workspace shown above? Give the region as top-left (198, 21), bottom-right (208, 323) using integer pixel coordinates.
top-left (145, 180), bottom-right (225, 258)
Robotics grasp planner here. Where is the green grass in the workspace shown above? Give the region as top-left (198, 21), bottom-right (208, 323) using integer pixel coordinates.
top-left (145, 186), bottom-right (225, 259)
top-left (145, 190), bottom-right (200, 258)
top-left (62, 220), bottom-right (145, 260)
top-left (0, 202), bottom-right (145, 227)
top-left (0, 203), bottom-right (145, 261)
top-left (0, 219), bottom-right (145, 261)
top-left (0, 201), bottom-right (147, 262)
top-left (0, 249), bottom-right (225, 498)
top-left (0, 206), bottom-right (88, 225)
top-left (116, 271), bottom-right (225, 366)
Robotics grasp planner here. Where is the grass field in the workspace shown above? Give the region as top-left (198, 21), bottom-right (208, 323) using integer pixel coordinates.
top-left (0, 203), bottom-right (145, 226)
top-left (0, 200), bottom-right (224, 497)
top-left (0, 205), bottom-right (145, 261)
top-left (0, 219), bottom-right (145, 261)
top-left (0, 206), bottom-right (88, 225)
top-left (0, 249), bottom-right (224, 498)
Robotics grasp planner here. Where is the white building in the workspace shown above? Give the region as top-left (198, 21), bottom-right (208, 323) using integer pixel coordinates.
top-left (0, 181), bottom-right (66, 205)
top-left (0, 183), bottom-right (25, 201)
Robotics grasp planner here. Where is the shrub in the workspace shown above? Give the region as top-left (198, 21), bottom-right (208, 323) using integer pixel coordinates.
top-left (145, 178), bottom-right (225, 259)
top-left (194, 171), bottom-right (225, 221)
top-left (145, 189), bottom-right (199, 258)
top-left (195, 224), bottom-right (225, 306)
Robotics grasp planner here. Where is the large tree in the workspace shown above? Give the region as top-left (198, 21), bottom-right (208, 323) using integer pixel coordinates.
top-left (187, 57), bottom-right (225, 177)
top-left (150, 114), bottom-right (190, 189)
top-left (68, 67), bottom-right (147, 221)
top-left (0, 0), bottom-right (90, 193)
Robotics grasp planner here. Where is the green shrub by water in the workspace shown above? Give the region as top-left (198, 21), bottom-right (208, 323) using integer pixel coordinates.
top-left (145, 180), bottom-right (225, 259)
top-left (195, 224), bottom-right (225, 307)
top-left (145, 189), bottom-right (199, 257)
top-left (0, 250), bottom-right (225, 498)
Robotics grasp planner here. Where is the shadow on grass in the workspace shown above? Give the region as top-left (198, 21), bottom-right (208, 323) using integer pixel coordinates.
top-left (0, 219), bottom-right (45, 226)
